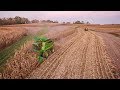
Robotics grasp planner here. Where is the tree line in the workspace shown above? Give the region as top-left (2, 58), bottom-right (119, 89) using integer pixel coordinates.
top-left (0, 16), bottom-right (90, 26)
top-left (62, 21), bottom-right (90, 24)
top-left (0, 16), bottom-right (60, 26)
top-left (73, 21), bottom-right (90, 24)
top-left (0, 16), bottom-right (30, 25)
top-left (0, 16), bottom-right (41, 26)
top-left (41, 20), bottom-right (58, 23)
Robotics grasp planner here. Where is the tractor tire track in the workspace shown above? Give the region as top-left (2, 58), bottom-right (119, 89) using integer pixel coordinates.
top-left (95, 32), bottom-right (120, 78)
top-left (26, 29), bottom-right (85, 79)
top-left (49, 32), bottom-right (90, 79)
top-left (90, 31), bottom-right (119, 78)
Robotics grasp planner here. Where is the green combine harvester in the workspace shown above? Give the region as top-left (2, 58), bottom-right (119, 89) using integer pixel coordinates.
top-left (33, 36), bottom-right (54, 63)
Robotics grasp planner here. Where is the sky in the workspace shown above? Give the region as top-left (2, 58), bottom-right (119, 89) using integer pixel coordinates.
top-left (0, 11), bottom-right (120, 24)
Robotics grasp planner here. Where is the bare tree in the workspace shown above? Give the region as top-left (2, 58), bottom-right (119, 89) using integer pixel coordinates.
top-left (0, 16), bottom-right (31, 26)
top-left (31, 19), bottom-right (39, 23)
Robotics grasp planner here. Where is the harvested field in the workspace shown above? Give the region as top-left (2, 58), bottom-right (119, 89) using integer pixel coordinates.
top-left (26, 27), bottom-right (120, 79)
top-left (88, 27), bottom-right (120, 33)
top-left (96, 32), bottom-right (120, 77)
top-left (1, 24), bottom-right (120, 79)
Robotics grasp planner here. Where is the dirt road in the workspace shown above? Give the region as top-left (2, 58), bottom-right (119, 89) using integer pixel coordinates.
top-left (26, 28), bottom-right (120, 79)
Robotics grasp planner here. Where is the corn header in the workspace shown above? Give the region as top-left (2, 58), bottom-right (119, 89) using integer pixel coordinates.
top-left (33, 36), bottom-right (54, 63)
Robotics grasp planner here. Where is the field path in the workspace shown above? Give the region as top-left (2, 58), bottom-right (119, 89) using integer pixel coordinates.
top-left (26, 28), bottom-right (120, 79)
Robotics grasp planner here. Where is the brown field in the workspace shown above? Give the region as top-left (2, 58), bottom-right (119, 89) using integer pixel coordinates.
top-left (0, 27), bottom-right (28, 51)
top-left (1, 26), bottom-right (77, 79)
top-left (1, 23), bottom-right (120, 79)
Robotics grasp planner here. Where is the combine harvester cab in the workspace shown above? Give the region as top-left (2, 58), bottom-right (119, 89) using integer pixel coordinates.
top-left (33, 36), bottom-right (54, 63)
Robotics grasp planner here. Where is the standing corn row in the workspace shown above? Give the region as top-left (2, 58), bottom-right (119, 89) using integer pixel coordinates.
top-left (0, 27), bottom-right (28, 50)
top-left (2, 41), bottom-right (39, 79)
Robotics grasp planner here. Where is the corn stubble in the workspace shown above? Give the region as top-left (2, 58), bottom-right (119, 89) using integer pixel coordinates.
top-left (26, 29), bottom-right (120, 79)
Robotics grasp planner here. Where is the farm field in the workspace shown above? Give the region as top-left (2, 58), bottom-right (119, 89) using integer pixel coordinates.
top-left (0, 23), bottom-right (120, 79)
top-left (0, 27), bottom-right (28, 51)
